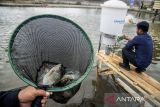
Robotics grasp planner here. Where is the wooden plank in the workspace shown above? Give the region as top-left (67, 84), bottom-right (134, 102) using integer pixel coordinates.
top-left (97, 59), bottom-right (102, 70)
top-left (99, 53), bottom-right (160, 94)
top-left (98, 69), bottom-right (114, 76)
top-left (99, 71), bottom-right (114, 76)
top-left (153, 1), bottom-right (160, 9)
top-left (97, 53), bottom-right (160, 101)
top-left (110, 53), bottom-right (160, 91)
top-left (108, 52), bottom-right (160, 90)
top-left (97, 54), bottom-right (160, 106)
top-left (116, 78), bottom-right (153, 107)
top-left (98, 68), bottom-right (111, 74)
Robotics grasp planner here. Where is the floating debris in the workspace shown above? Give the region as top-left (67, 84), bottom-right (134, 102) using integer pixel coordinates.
top-left (4, 48), bottom-right (8, 52)
top-left (5, 60), bottom-right (9, 63)
top-left (125, 14), bottom-right (136, 24)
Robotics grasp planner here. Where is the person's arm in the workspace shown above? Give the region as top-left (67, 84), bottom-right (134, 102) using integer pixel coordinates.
top-left (0, 86), bottom-right (50, 107)
top-left (124, 35), bottom-right (134, 41)
top-left (125, 36), bottom-right (139, 50)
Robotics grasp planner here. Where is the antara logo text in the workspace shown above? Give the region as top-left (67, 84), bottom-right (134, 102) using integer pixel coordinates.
top-left (104, 94), bottom-right (144, 105)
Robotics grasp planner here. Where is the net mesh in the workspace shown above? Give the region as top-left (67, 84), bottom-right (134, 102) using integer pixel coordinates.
top-left (9, 15), bottom-right (93, 91)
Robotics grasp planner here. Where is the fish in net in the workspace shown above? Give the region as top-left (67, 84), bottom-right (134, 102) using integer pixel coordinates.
top-left (37, 63), bottom-right (80, 87)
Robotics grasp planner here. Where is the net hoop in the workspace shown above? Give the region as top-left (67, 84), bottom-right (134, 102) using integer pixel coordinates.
top-left (8, 14), bottom-right (94, 92)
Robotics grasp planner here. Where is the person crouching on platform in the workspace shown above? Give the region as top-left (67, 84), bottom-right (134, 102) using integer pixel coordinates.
top-left (119, 21), bottom-right (153, 73)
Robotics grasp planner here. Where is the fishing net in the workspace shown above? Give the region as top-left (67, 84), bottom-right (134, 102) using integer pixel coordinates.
top-left (8, 15), bottom-right (94, 92)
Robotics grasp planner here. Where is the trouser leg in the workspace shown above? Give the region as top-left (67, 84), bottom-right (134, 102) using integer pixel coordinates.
top-left (122, 47), bottom-right (137, 67)
top-left (122, 48), bottom-right (129, 66)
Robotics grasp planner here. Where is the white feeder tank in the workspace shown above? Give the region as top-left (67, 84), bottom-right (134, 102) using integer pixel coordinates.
top-left (100, 0), bottom-right (128, 35)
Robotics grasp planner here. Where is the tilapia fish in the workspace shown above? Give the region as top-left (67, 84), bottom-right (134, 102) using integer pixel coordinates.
top-left (61, 69), bottom-right (80, 83)
top-left (37, 63), bottom-right (50, 85)
top-left (38, 64), bottom-right (80, 87)
top-left (43, 64), bottom-right (62, 86)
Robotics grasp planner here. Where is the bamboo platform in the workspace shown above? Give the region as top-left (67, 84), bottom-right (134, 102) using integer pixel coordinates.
top-left (96, 50), bottom-right (160, 107)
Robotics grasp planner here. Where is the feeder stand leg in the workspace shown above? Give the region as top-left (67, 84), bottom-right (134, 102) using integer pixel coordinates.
top-left (152, 9), bottom-right (158, 23)
top-left (98, 33), bottom-right (102, 53)
top-left (111, 74), bottom-right (116, 83)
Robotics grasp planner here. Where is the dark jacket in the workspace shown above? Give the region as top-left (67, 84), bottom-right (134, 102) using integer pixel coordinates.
top-left (0, 89), bottom-right (20, 107)
top-left (125, 33), bottom-right (153, 68)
